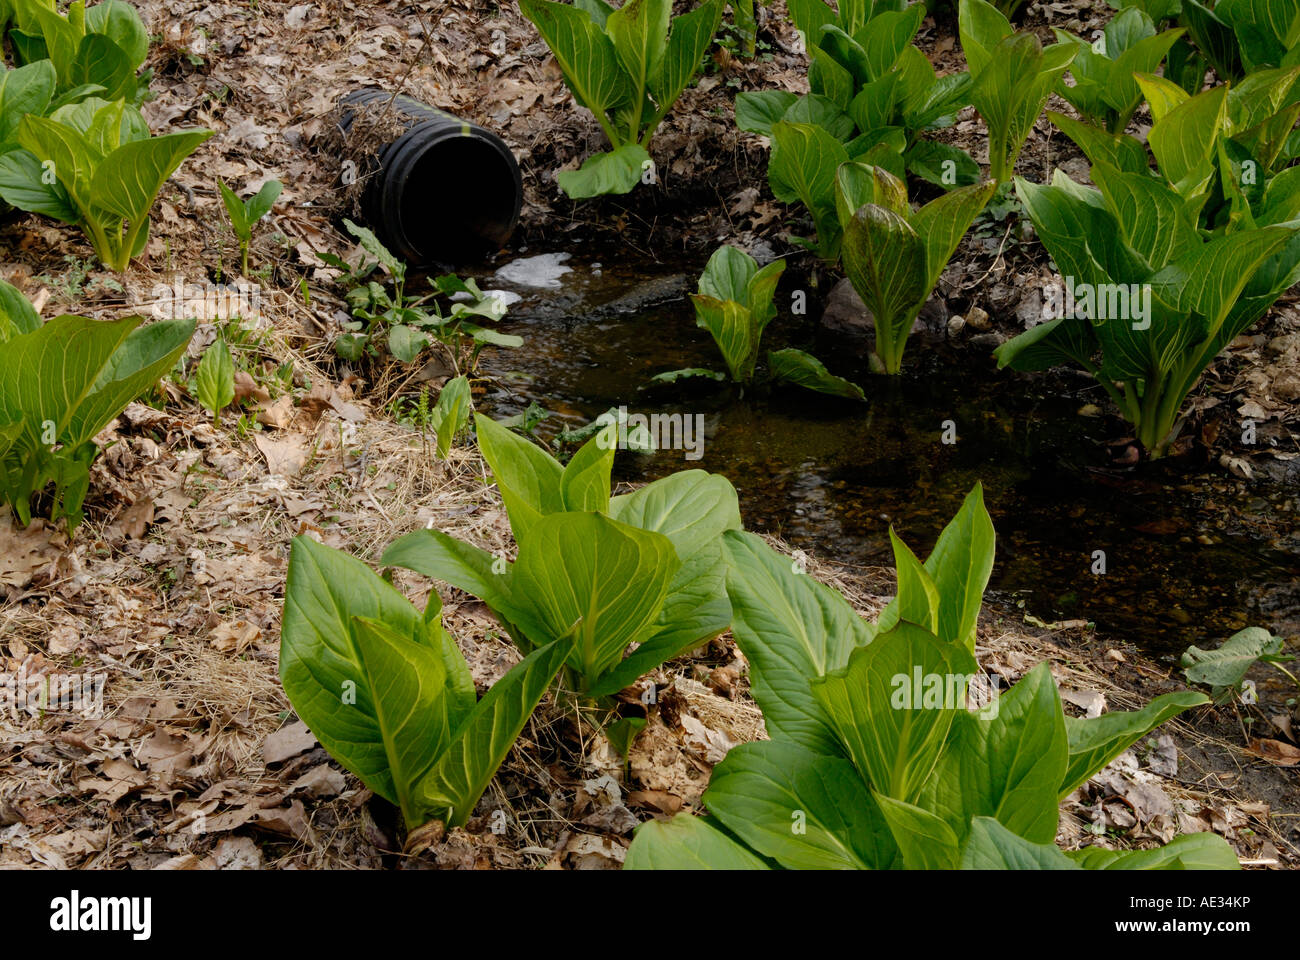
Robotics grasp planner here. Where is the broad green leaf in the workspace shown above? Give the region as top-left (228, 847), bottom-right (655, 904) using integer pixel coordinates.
top-left (382, 528), bottom-right (519, 623)
top-left (586, 538), bottom-right (731, 697)
top-left (0, 60), bottom-right (55, 147)
top-left (692, 294), bottom-right (757, 382)
top-left (812, 622), bottom-right (977, 802)
top-left (873, 791), bottom-right (961, 869)
top-left (722, 529), bottom-right (875, 754)
top-left (350, 615), bottom-right (453, 827)
top-left (0, 148), bottom-right (78, 221)
top-left (912, 180), bottom-right (997, 290)
top-left (648, 0), bottom-right (723, 124)
top-left (924, 663), bottom-right (1067, 843)
top-left (386, 324), bottom-right (428, 363)
top-left (194, 337), bottom-right (234, 420)
top-left (1182, 627), bottom-right (1290, 701)
top-left (69, 33), bottom-right (134, 102)
top-left (961, 816), bottom-right (1081, 869)
top-left (1060, 690), bottom-right (1209, 796)
top-left (959, 0), bottom-right (1013, 74)
top-left (92, 128), bottom-right (214, 223)
top-left (474, 412), bottom-right (564, 534)
top-left (697, 244), bottom-right (756, 306)
top-left (519, 0), bottom-right (632, 120)
top-left (559, 421), bottom-right (616, 512)
top-left (512, 511), bottom-right (678, 684)
top-left (1068, 832), bottom-right (1240, 869)
top-left (1147, 84), bottom-right (1226, 192)
top-left (1048, 110), bottom-right (1151, 174)
top-left (769, 121), bottom-right (849, 258)
top-left (781, 92), bottom-right (855, 141)
top-left (841, 201), bottom-right (928, 360)
top-left (606, 0), bottom-right (670, 123)
top-left (767, 347), bottom-right (866, 399)
top-left (557, 142), bottom-right (651, 198)
top-left (608, 469), bottom-right (742, 559)
top-left (0, 278), bottom-right (42, 341)
top-left (431, 374), bottom-right (471, 460)
top-left (54, 316), bottom-right (193, 451)
top-left (704, 740), bottom-right (901, 869)
top-left (279, 536), bottom-right (428, 805)
top-left (625, 815), bottom-right (771, 869)
top-left (417, 633), bottom-right (574, 827)
top-left (85, 0), bottom-right (150, 65)
top-left (735, 89), bottom-right (799, 135)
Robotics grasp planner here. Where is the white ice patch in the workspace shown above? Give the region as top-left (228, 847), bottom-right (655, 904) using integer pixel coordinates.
top-left (493, 252), bottom-right (573, 289)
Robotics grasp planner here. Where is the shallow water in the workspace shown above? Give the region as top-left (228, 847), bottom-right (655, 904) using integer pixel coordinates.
top-left (471, 251), bottom-right (1300, 660)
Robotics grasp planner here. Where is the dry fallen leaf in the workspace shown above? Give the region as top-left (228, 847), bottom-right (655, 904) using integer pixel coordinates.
top-left (264, 720), bottom-right (318, 765)
top-left (1245, 738), bottom-right (1300, 766)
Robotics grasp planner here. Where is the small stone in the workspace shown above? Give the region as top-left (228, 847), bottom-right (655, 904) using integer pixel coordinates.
top-left (966, 305), bottom-right (992, 331)
top-left (969, 331), bottom-right (1005, 350)
top-left (947, 314), bottom-right (966, 337)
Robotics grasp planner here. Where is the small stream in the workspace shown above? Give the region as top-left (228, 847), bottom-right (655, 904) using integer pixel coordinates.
top-left (466, 251), bottom-right (1300, 660)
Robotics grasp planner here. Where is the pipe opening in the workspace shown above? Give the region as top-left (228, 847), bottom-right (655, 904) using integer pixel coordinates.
top-left (399, 135), bottom-right (519, 262)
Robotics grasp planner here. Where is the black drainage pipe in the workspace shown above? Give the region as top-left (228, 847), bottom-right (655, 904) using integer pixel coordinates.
top-left (337, 88), bottom-right (522, 266)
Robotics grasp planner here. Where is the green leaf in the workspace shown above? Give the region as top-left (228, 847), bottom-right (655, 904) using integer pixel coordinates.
top-left (0, 278), bottom-right (42, 341)
top-left (873, 792), bottom-right (961, 868)
top-left (0, 148), bottom-right (78, 221)
top-left (519, 0), bottom-right (632, 123)
top-left (1147, 84), bottom-right (1226, 192)
top-left (559, 421), bottom-right (616, 512)
top-left (841, 200), bottom-right (928, 369)
top-left (0, 60), bottom-right (56, 147)
top-left (512, 511), bottom-right (679, 686)
top-left (1068, 832), bottom-right (1240, 869)
top-left (961, 816), bottom-right (1081, 869)
top-left (704, 740), bottom-right (901, 869)
top-left (767, 347), bottom-right (866, 399)
top-left (606, 0), bottom-right (670, 115)
top-left (1060, 690), bottom-right (1209, 796)
top-left (218, 179), bottom-right (248, 239)
top-left (721, 529), bottom-right (875, 754)
top-left (648, 0), bottom-right (723, 127)
top-left (383, 528), bottom-right (517, 620)
top-left (417, 633), bottom-right (574, 827)
top-left (608, 468), bottom-right (742, 560)
top-left (769, 121), bottom-right (849, 259)
top-left (349, 615), bottom-right (455, 827)
top-left (886, 482), bottom-right (995, 651)
top-left (244, 178), bottom-right (282, 224)
top-left (924, 662), bottom-right (1067, 843)
top-left (85, 0), bottom-right (151, 66)
top-left (194, 337), bottom-right (235, 421)
top-left (1182, 627), bottom-right (1291, 701)
top-left (279, 536), bottom-right (430, 806)
top-left (474, 412), bottom-right (564, 534)
top-left (557, 142), bottom-right (651, 198)
top-left (811, 622), bottom-right (977, 802)
top-left (626, 814), bottom-right (771, 869)
top-left (692, 294), bottom-right (758, 382)
top-left (431, 374), bottom-right (472, 460)
top-left (735, 89), bottom-right (798, 135)
top-left (92, 127), bottom-right (214, 223)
